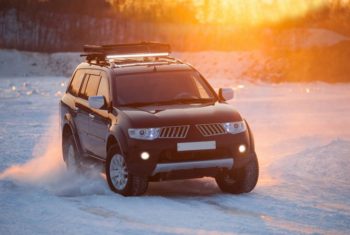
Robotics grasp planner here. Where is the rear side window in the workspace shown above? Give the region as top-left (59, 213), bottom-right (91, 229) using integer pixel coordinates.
top-left (97, 73), bottom-right (109, 101)
top-left (80, 74), bottom-right (101, 100)
top-left (79, 75), bottom-right (89, 99)
top-left (68, 70), bottom-right (84, 96)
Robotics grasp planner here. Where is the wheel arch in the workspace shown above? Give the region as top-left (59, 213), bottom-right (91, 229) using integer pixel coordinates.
top-left (244, 119), bottom-right (255, 153)
top-left (61, 113), bottom-right (83, 158)
top-left (106, 134), bottom-right (125, 157)
top-left (62, 123), bottom-right (73, 162)
top-left (62, 124), bottom-right (73, 143)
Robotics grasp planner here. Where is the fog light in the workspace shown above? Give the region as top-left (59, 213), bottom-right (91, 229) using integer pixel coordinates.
top-left (140, 152), bottom-right (150, 160)
top-left (238, 144), bottom-right (246, 153)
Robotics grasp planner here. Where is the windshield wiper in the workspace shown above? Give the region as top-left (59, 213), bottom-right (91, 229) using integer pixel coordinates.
top-left (171, 98), bottom-right (215, 104)
top-left (119, 101), bottom-right (167, 107)
top-left (120, 98), bottom-right (215, 107)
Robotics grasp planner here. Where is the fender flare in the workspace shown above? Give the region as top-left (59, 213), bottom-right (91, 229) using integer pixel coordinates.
top-left (62, 113), bottom-right (84, 157)
top-left (244, 119), bottom-right (255, 153)
top-left (107, 124), bottom-right (128, 157)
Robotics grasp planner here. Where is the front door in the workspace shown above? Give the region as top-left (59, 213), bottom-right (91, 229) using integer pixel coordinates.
top-left (87, 72), bottom-right (111, 159)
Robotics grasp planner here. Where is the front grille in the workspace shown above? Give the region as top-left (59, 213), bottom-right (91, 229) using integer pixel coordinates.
top-left (159, 125), bottom-right (190, 139)
top-left (196, 123), bottom-right (226, 137)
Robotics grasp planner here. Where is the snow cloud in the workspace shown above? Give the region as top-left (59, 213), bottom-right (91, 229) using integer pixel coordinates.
top-left (0, 115), bottom-right (108, 196)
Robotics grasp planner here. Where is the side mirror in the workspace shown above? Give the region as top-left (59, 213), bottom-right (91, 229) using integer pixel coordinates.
top-left (88, 96), bottom-right (106, 109)
top-left (218, 88), bottom-right (234, 101)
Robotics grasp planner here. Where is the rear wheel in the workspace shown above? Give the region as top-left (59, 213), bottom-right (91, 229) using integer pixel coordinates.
top-left (106, 145), bottom-right (148, 196)
top-left (63, 135), bottom-right (81, 172)
top-left (215, 154), bottom-right (259, 194)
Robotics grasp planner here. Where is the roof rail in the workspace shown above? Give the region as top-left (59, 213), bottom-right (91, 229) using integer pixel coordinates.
top-left (81, 42), bottom-right (171, 61)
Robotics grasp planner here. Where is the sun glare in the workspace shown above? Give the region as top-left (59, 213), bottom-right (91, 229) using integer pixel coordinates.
top-left (191, 0), bottom-right (329, 26)
top-left (107, 0), bottom-right (348, 28)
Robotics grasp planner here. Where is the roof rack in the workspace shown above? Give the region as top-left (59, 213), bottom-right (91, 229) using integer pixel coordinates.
top-left (81, 42), bottom-right (171, 63)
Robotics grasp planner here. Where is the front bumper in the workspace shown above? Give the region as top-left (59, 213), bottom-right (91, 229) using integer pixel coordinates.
top-left (125, 131), bottom-right (253, 178)
top-left (152, 158), bottom-right (234, 176)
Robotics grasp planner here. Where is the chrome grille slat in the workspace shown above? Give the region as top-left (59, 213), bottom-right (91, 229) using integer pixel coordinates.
top-left (207, 125), bottom-right (216, 134)
top-left (172, 127), bottom-right (177, 138)
top-left (168, 128), bottom-right (172, 137)
top-left (180, 128), bottom-right (187, 136)
top-left (196, 123), bottom-right (226, 137)
top-left (168, 127), bottom-right (173, 138)
top-left (212, 124), bottom-right (222, 133)
top-left (201, 125), bottom-right (210, 136)
top-left (159, 125), bottom-right (189, 139)
top-left (175, 127), bottom-right (180, 137)
top-left (201, 125), bottom-right (208, 136)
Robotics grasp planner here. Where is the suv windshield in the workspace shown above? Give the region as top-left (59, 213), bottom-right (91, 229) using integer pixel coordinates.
top-left (114, 71), bottom-right (217, 106)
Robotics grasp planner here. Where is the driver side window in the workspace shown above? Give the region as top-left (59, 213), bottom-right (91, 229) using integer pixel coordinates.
top-left (192, 76), bottom-right (210, 99)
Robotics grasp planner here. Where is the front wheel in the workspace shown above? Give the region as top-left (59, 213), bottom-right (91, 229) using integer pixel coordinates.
top-left (106, 145), bottom-right (148, 196)
top-left (215, 154), bottom-right (259, 194)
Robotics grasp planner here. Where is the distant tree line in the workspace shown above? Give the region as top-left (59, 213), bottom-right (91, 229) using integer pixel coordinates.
top-left (0, 0), bottom-right (349, 52)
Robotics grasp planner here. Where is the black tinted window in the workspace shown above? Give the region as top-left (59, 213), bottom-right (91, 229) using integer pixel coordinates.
top-left (114, 71), bottom-right (215, 105)
top-left (68, 70), bottom-right (84, 96)
top-left (81, 74), bottom-right (101, 100)
top-left (79, 75), bottom-right (89, 99)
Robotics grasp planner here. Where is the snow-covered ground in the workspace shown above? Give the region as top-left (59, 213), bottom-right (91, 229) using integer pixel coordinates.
top-left (0, 72), bottom-right (349, 234)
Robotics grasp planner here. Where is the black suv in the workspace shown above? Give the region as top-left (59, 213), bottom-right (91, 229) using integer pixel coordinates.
top-left (60, 42), bottom-right (258, 196)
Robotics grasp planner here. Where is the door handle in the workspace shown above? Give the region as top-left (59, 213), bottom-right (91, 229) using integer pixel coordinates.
top-left (89, 114), bottom-right (95, 119)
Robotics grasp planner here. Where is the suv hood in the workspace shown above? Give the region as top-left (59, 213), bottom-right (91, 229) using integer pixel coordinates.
top-left (118, 102), bottom-right (243, 127)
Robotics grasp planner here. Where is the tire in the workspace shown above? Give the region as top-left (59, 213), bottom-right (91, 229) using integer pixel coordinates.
top-left (62, 135), bottom-right (82, 172)
top-left (215, 154), bottom-right (259, 194)
top-left (106, 145), bottom-right (148, 196)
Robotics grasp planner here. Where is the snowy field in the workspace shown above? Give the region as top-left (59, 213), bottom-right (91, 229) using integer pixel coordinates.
top-left (1, 74), bottom-right (350, 234)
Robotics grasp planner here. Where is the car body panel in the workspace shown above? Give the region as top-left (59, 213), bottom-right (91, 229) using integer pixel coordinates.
top-left (60, 58), bottom-right (257, 181)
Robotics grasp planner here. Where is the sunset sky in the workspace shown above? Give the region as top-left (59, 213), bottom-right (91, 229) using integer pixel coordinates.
top-left (108, 0), bottom-right (350, 26)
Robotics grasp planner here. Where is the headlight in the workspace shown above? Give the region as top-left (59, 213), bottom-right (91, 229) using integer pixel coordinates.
top-left (128, 128), bottom-right (160, 140)
top-left (222, 121), bottom-right (246, 134)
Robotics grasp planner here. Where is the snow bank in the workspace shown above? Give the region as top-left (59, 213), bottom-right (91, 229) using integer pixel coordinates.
top-left (0, 50), bottom-right (83, 77)
top-left (1, 27), bottom-right (349, 83)
top-left (275, 28), bottom-right (349, 49)
top-left (270, 139), bottom-right (350, 195)
top-left (0, 49), bottom-right (265, 82)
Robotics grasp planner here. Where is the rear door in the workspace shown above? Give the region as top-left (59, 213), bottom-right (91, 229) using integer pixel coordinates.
top-left (64, 69), bottom-right (87, 151)
top-left (75, 70), bottom-right (101, 153)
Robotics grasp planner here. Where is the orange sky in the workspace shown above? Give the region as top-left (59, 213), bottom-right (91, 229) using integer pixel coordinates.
top-left (109, 0), bottom-right (350, 26)
top-left (193, 0), bottom-right (328, 25)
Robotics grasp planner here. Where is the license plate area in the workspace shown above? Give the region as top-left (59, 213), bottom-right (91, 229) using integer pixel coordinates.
top-left (177, 141), bottom-right (216, 152)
